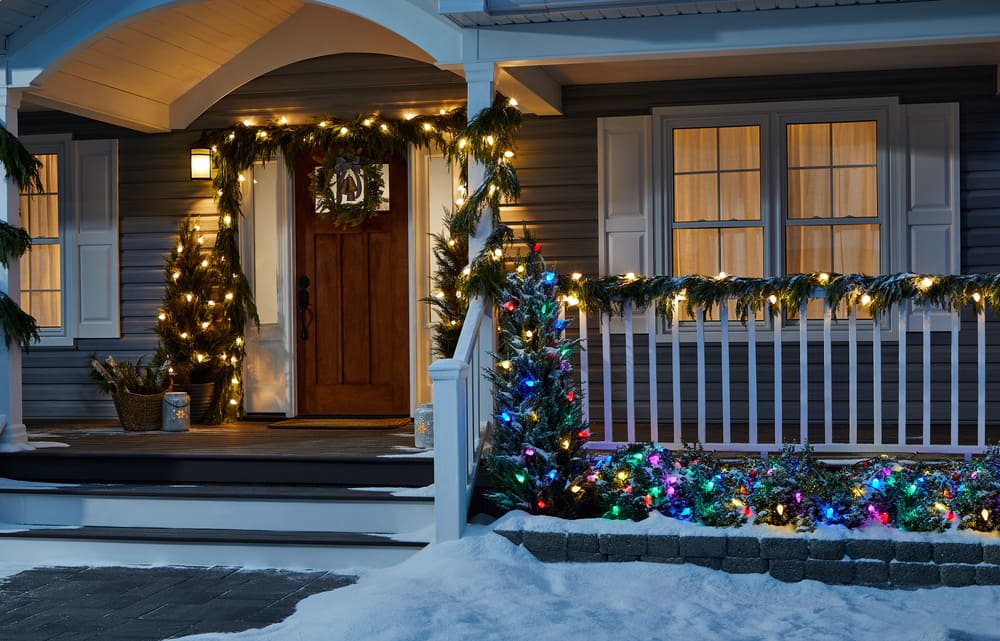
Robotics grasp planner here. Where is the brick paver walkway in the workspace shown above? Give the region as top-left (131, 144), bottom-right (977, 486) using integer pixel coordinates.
top-left (0, 565), bottom-right (355, 641)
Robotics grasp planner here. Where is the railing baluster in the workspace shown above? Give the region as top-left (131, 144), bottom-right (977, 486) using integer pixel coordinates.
top-left (721, 298), bottom-right (731, 446)
top-left (951, 310), bottom-right (960, 448)
top-left (748, 313), bottom-right (758, 448)
top-left (648, 306), bottom-right (658, 443)
top-left (799, 300), bottom-right (808, 445)
top-left (696, 306), bottom-right (706, 445)
top-left (873, 315), bottom-right (882, 447)
top-left (579, 308), bottom-right (589, 425)
top-left (624, 304), bottom-right (636, 443)
top-left (898, 303), bottom-right (907, 446)
top-left (672, 299), bottom-right (681, 446)
top-left (848, 302), bottom-right (858, 446)
top-left (824, 297), bottom-right (832, 445)
top-left (601, 311), bottom-right (613, 443)
top-left (774, 304), bottom-right (782, 447)
top-left (922, 302), bottom-right (931, 447)
top-left (979, 303), bottom-right (986, 448)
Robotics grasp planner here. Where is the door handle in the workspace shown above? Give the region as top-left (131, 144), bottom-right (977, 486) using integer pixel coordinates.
top-left (297, 275), bottom-right (312, 340)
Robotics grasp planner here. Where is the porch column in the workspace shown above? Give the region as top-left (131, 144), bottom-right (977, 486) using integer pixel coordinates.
top-left (463, 61), bottom-right (497, 439)
top-left (464, 61), bottom-right (497, 257)
top-left (0, 87), bottom-right (30, 451)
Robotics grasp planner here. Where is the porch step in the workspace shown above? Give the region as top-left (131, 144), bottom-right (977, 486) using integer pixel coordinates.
top-left (0, 526), bottom-right (423, 570)
top-left (0, 481), bottom-right (434, 570)
top-left (0, 451), bottom-right (433, 486)
top-left (0, 482), bottom-right (434, 535)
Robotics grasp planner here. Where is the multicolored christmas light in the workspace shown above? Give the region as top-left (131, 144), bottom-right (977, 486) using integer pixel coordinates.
top-left (486, 238), bottom-right (591, 517)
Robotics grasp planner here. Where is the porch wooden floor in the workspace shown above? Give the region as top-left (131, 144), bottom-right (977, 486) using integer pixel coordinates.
top-left (0, 420), bottom-right (433, 486)
top-left (23, 420), bottom-right (423, 457)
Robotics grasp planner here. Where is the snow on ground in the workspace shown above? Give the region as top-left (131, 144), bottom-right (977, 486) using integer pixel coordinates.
top-left (176, 522), bottom-right (1000, 641)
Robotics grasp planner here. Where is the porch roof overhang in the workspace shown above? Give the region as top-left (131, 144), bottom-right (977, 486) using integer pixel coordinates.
top-left (1, 0), bottom-right (999, 132)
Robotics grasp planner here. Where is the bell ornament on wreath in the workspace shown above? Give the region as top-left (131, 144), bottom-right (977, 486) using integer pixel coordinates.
top-left (162, 392), bottom-right (191, 432)
top-left (414, 403), bottom-right (434, 449)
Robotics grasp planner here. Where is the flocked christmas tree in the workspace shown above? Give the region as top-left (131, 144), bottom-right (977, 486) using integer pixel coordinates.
top-left (154, 217), bottom-right (241, 423)
top-left (486, 238), bottom-right (592, 517)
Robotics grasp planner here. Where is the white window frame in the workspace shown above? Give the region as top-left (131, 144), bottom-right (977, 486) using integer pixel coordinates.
top-left (20, 134), bottom-right (76, 346)
top-left (651, 97), bottom-right (901, 340)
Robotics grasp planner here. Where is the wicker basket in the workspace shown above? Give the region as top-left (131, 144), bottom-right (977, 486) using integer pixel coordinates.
top-left (112, 389), bottom-right (165, 431)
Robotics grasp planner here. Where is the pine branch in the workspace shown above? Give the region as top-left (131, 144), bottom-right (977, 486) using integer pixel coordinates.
top-left (0, 292), bottom-right (39, 349)
top-left (0, 126), bottom-right (42, 192)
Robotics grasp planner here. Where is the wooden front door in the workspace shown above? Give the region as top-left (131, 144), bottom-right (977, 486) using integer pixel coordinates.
top-left (294, 155), bottom-right (409, 415)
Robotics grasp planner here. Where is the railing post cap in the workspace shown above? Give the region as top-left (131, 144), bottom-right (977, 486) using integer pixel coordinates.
top-left (429, 357), bottom-right (469, 381)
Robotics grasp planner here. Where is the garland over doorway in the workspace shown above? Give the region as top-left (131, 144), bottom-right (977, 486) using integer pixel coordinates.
top-left (196, 98), bottom-right (523, 417)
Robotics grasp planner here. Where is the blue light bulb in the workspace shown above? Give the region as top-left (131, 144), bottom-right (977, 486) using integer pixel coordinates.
top-left (500, 411), bottom-right (511, 422)
top-left (543, 272), bottom-right (556, 284)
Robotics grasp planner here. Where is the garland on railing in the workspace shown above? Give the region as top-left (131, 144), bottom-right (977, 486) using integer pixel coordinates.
top-left (559, 271), bottom-right (1000, 322)
top-left (195, 99), bottom-right (522, 415)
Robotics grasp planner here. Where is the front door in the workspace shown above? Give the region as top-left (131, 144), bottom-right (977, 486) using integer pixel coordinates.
top-left (294, 155), bottom-right (409, 415)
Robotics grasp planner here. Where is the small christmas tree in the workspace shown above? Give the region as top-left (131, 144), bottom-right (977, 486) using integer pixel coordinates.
top-left (154, 218), bottom-right (235, 422)
top-left (425, 213), bottom-right (469, 359)
top-left (486, 239), bottom-right (591, 517)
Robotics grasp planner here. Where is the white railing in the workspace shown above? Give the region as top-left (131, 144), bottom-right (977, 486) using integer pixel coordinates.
top-left (429, 296), bottom-right (492, 542)
top-left (576, 294), bottom-right (993, 455)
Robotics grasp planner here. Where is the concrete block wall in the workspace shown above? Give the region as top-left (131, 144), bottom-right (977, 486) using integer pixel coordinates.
top-left (494, 527), bottom-right (1000, 589)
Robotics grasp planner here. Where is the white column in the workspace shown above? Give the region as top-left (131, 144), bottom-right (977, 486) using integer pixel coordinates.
top-left (0, 88), bottom-right (30, 451)
top-left (464, 61), bottom-right (496, 258)
top-left (464, 62), bottom-right (497, 437)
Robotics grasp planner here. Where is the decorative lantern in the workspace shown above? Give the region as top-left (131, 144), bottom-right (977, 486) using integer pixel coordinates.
top-left (414, 402), bottom-right (434, 449)
top-left (162, 392), bottom-right (191, 432)
top-left (190, 147), bottom-right (213, 180)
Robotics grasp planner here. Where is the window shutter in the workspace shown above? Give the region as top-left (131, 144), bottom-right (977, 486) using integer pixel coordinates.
top-left (598, 115), bottom-right (651, 277)
top-left (598, 116), bottom-right (651, 331)
top-left (902, 103), bottom-right (959, 331)
top-left (74, 139), bottom-right (120, 339)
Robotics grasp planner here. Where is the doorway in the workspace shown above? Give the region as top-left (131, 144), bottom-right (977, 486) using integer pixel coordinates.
top-left (293, 155), bottom-right (410, 415)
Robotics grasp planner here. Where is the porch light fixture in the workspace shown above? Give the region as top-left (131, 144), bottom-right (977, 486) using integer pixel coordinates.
top-left (190, 147), bottom-right (213, 180)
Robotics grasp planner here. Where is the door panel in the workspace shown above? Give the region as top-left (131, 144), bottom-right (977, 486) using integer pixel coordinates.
top-left (295, 155), bottom-right (409, 415)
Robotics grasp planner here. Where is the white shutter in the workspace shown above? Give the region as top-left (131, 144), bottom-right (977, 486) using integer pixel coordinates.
top-left (598, 115), bottom-right (651, 277)
top-left (74, 139), bottom-right (119, 338)
top-left (598, 116), bottom-right (651, 332)
top-left (902, 103), bottom-right (959, 331)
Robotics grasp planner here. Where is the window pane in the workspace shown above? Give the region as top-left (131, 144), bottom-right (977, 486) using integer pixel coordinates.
top-left (833, 167), bottom-right (877, 218)
top-left (832, 121), bottom-right (876, 166)
top-left (26, 292), bottom-right (60, 328)
top-left (787, 123), bottom-right (829, 167)
top-left (673, 228), bottom-right (719, 276)
top-left (786, 226), bottom-right (832, 274)
top-left (21, 243), bottom-right (61, 290)
top-left (787, 168), bottom-right (830, 219)
top-left (833, 224), bottom-right (880, 275)
top-left (673, 128), bottom-right (717, 173)
top-left (720, 227), bottom-right (764, 277)
top-left (674, 173), bottom-right (717, 222)
top-left (21, 194), bottom-right (59, 238)
top-left (720, 171), bottom-right (760, 221)
top-left (37, 154), bottom-right (58, 193)
top-left (719, 126), bottom-right (759, 170)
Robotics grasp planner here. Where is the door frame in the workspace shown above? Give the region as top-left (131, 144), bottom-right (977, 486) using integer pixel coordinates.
top-left (241, 145), bottom-right (449, 418)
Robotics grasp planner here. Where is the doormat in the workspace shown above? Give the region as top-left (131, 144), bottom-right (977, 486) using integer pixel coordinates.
top-left (268, 417), bottom-right (412, 430)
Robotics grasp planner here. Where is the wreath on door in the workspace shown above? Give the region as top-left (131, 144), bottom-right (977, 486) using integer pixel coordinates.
top-left (309, 152), bottom-right (385, 227)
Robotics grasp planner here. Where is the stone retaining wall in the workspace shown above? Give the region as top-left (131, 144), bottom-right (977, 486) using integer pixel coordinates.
top-left (493, 527), bottom-right (1000, 589)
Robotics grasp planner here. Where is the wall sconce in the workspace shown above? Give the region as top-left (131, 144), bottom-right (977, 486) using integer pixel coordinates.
top-left (190, 147), bottom-right (213, 180)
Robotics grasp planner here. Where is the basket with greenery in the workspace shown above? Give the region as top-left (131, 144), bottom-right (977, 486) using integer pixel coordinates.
top-left (90, 355), bottom-right (173, 431)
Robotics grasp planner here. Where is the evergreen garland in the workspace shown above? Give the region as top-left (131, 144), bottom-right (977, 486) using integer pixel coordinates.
top-left (560, 271), bottom-right (1000, 323)
top-left (486, 237), bottom-right (591, 517)
top-left (196, 101), bottom-right (524, 410)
